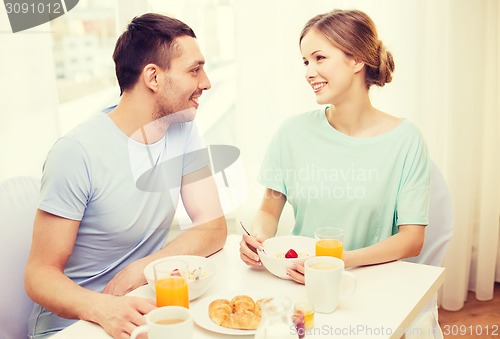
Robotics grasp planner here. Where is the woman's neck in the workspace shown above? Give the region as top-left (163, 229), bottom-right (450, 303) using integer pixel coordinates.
top-left (326, 95), bottom-right (375, 136)
top-left (326, 96), bottom-right (401, 138)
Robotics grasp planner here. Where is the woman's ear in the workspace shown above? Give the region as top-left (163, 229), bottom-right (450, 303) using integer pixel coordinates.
top-left (142, 64), bottom-right (159, 92)
top-left (353, 58), bottom-right (365, 74)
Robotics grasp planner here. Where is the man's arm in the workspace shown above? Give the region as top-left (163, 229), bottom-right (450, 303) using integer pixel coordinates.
top-left (165, 166), bottom-right (227, 255)
top-left (25, 210), bottom-right (155, 339)
top-left (103, 166), bottom-right (227, 296)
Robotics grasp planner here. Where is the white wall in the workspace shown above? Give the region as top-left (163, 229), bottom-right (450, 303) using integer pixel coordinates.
top-left (0, 11), bottom-right (60, 182)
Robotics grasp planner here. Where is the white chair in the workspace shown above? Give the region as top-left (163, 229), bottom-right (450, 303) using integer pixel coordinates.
top-left (0, 176), bottom-right (40, 339)
top-left (404, 161), bottom-right (454, 339)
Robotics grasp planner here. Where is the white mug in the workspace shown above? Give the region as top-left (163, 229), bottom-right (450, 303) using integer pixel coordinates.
top-left (130, 306), bottom-right (193, 339)
top-left (304, 256), bottom-right (356, 313)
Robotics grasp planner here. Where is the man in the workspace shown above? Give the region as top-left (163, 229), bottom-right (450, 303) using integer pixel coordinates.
top-left (25, 13), bottom-right (227, 338)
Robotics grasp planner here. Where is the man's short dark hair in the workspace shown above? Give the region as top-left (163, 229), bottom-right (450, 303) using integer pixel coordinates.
top-left (112, 13), bottom-right (196, 94)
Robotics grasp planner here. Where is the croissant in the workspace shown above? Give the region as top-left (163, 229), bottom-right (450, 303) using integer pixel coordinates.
top-left (208, 299), bottom-right (233, 325)
top-left (231, 295), bottom-right (255, 313)
top-left (221, 309), bottom-right (260, 330)
top-left (209, 295), bottom-right (270, 330)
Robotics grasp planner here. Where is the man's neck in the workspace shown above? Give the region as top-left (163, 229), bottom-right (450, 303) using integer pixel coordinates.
top-left (108, 93), bottom-right (170, 144)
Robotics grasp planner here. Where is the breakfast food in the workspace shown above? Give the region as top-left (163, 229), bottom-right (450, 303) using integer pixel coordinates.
top-left (169, 267), bottom-right (206, 281)
top-left (208, 295), bottom-right (271, 330)
top-left (187, 267), bottom-right (205, 281)
top-left (275, 249), bottom-right (310, 259)
top-left (285, 249), bottom-right (298, 258)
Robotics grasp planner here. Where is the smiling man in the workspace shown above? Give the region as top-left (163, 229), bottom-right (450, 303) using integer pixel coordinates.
top-left (24, 13), bottom-right (227, 339)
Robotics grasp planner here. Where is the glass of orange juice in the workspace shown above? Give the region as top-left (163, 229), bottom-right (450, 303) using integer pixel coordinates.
top-left (315, 227), bottom-right (344, 259)
top-left (294, 300), bottom-right (315, 330)
top-left (154, 260), bottom-right (189, 308)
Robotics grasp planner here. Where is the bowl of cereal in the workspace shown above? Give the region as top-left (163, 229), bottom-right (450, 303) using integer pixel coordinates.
top-left (144, 255), bottom-right (216, 300)
top-left (258, 236), bottom-right (315, 279)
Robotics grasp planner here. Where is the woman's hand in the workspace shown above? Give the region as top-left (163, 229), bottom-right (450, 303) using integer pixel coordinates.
top-left (286, 260), bottom-right (306, 285)
top-left (239, 234), bottom-right (264, 267)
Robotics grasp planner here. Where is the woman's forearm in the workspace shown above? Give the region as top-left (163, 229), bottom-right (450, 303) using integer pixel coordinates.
top-left (343, 225), bottom-right (425, 268)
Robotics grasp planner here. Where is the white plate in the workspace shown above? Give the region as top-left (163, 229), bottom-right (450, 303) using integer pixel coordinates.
top-left (191, 291), bottom-right (270, 336)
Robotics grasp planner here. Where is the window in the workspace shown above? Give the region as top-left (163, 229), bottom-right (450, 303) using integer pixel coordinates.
top-left (149, 0), bottom-right (236, 141)
top-left (50, 0), bottom-right (117, 102)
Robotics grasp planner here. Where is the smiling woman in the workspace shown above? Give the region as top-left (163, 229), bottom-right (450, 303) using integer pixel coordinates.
top-left (230, 0), bottom-right (500, 324)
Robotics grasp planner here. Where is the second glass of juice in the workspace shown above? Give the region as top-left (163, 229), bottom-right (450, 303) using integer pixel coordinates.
top-left (315, 227), bottom-right (344, 259)
top-left (154, 259), bottom-right (189, 308)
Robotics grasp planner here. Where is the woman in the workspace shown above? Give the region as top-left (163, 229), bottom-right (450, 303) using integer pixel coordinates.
top-left (240, 9), bottom-right (430, 284)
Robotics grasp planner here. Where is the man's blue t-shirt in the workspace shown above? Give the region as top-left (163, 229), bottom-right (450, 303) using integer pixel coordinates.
top-left (29, 113), bottom-right (206, 337)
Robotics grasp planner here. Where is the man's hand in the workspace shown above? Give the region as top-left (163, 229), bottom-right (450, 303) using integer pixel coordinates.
top-left (92, 295), bottom-right (155, 339)
top-left (103, 260), bottom-right (148, 296)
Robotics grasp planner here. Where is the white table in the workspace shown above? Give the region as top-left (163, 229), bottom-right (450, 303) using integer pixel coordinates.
top-left (52, 235), bottom-right (444, 339)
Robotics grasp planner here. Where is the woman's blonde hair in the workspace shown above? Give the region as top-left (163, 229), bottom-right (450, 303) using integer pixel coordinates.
top-left (300, 9), bottom-right (394, 88)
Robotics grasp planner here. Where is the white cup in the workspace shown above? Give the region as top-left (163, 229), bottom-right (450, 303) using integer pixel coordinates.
top-left (130, 306), bottom-right (193, 339)
top-left (304, 256), bottom-right (356, 313)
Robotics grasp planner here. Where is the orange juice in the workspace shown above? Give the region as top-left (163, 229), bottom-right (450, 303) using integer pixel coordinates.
top-left (294, 302), bottom-right (315, 330)
top-left (155, 276), bottom-right (189, 308)
top-left (303, 309), bottom-right (314, 329)
top-left (315, 239), bottom-right (343, 259)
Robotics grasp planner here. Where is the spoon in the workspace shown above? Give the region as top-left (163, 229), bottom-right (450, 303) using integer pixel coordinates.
top-left (240, 221), bottom-right (267, 255)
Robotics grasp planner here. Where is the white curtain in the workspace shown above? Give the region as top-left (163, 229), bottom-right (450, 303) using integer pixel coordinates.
top-left (231, 0), bottom-right (500, 310)
top-left (428, 0), bottom-right (499, 309)
top-left (409, 0), bottom-right (500, 310)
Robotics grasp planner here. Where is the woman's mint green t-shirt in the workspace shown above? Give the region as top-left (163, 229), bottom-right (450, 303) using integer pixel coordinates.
top-left (258, 108), bottom-right (430, 250)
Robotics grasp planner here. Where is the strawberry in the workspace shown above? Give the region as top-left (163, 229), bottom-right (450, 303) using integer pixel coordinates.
top-left (285, 249), bottom-right (298, 259)
top-left (170, 269), bottom-right (182, 277)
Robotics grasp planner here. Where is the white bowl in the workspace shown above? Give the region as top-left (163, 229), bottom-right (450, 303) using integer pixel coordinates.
top-left (258, 236), bottom-right (315, 279)
top-left (144, 255), bottom-right (216, 301)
